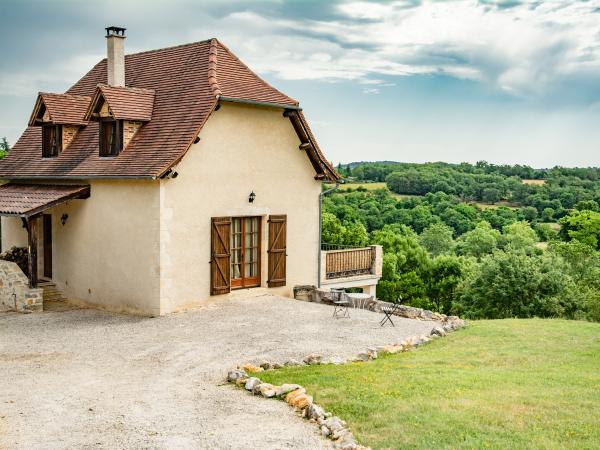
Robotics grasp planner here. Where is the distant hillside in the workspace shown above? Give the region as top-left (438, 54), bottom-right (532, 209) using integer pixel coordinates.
top-left (335, 161), bottom-right (600, 222)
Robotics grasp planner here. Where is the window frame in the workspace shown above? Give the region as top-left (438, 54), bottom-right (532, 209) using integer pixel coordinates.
top-left (230, 216), bottom-right (261, 289)
top-left (99, 118), bottom-right (124, 157)
top-left (42, 124), bottom-right (62, 158)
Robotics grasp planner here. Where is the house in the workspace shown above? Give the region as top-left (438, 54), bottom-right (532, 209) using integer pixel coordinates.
top-left (0, 27), bottom-right (381, 315)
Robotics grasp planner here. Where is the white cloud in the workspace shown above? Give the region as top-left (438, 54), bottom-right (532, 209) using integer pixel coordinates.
top-left (0, 53), bottom-right (102, 97)
top-left (199, 0), bottom-right (600, 98)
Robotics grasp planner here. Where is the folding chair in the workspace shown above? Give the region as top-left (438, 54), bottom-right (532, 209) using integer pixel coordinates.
top-left (380, 295), bottom-right (403, 327)
top-left (331, 289), bottom-right (350, 319)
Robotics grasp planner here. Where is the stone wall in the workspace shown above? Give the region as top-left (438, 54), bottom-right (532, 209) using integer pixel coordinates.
top-left (62, 125), bottom-right (80, 149)
top-left (123, 121), bottom-right (142, 147)
top-left (0, 260), bottom-right (43, 313)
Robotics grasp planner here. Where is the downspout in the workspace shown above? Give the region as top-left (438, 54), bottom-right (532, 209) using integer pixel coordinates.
top-left (318, 182), bottom-right (340, 288)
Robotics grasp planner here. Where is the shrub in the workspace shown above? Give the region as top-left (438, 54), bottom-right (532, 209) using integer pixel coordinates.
top-left (453, 250), bottom-right (580, 319)
top-left (0, 246), bottom-right (29, 276)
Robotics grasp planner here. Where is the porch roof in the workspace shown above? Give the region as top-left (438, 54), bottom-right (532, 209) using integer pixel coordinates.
top-left (0, 183), bottom-right (90, 217)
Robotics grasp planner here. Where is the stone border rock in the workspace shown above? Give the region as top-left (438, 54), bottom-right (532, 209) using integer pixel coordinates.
top-left (297, 286), bottom-right (461, 324)
top-left (227, 316), bottom-right (466, 449)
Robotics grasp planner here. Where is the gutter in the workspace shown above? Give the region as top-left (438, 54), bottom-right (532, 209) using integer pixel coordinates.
top-left (318, 182), bottom-right (340, 288)
top-left (217, 96), bottom-right (302, 111)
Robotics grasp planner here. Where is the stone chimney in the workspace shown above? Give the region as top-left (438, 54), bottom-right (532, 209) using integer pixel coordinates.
top-left (105, 26), bottom-right (126, 87)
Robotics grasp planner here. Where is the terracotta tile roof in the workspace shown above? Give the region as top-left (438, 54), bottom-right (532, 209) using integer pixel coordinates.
top-left (28, 93), bottom-right (91, 126)
top-left (0, 183), bottom-right (90, 217)
top-left (85, 85), bottom-right (155, 121)
top-left (0, 38), bottom-right (338, 181)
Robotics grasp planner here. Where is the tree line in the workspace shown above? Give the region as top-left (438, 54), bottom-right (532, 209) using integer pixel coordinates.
top-left (338, 161), bottom-right (600, 222)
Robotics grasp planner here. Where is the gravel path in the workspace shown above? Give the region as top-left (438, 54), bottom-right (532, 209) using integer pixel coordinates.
top-left (0, 295), bottom-right (438, 450)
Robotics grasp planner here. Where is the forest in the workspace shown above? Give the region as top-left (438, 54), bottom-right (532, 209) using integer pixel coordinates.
top-left (323, 161), bottom-right (600, 322)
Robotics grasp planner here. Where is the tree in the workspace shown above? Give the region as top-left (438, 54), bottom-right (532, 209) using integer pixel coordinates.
top-left (481, 187), bottom-right (501, 204)
top-left (419, 223), bottom-right (455, 257)
top-left (520, 206), bottom-right (538, 222)
top-left (559, 210), bottom-right (600, 249)
top-left (426, 255), bottom-right (466, 314)
top-left (343, 221), bottom-right (368, 247)
top-left (541, 207), bottom-right (555, 222)
top-left (321, 212), bottom-right (345, 246)
top-left (575, 199), bottom-right (599, 212)
top-left (453, 251), bottom-right (577, 319)
top-left (499, 221), bottom-right (538, 253)
top-left (0, 137), bottom-right (9, 157)
top-left (456, 221), bottom-right (500, 259)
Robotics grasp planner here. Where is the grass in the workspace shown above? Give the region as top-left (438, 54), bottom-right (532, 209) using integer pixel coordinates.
top-left (470, 200), bottom-right (520, 210)
top-left (260, 319), bottom-right (600, 449)
top-left (327, 182), bottom-right (423, 201)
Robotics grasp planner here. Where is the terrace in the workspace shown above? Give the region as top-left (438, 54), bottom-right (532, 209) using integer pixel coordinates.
top-left (320, 244), bottom-right (383, 296)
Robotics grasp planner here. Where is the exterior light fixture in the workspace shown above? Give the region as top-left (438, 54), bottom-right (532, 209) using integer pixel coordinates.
top-left (249, 191), bottom-right (256, 203)
top-left (61, 214), bottom-right (69, 226)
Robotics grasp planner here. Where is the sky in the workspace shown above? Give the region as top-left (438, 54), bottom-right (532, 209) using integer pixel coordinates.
top-left (1, 0), bottom-right (600, 168)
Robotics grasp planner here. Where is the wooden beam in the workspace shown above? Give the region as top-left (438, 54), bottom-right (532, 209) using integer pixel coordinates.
top-left (27, 216), bottom-right (39, 289)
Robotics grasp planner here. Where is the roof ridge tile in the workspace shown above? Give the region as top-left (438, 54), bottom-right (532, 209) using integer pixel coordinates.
top-left (207, 38), bottom-right (222, 99)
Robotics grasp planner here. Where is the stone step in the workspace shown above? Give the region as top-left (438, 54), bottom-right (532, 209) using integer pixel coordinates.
top-left (41, 283), bottom-right (67, 302)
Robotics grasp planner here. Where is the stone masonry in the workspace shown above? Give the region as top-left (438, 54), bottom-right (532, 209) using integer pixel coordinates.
top-left (0, 260), bottom-right (43, 313)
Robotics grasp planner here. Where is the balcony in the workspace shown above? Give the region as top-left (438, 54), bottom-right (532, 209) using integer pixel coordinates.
top-left (320, 244), bottom-right (383, 296)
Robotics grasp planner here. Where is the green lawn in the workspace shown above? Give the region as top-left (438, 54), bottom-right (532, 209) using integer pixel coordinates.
top-left (260, 320), bottom-right (600, 449)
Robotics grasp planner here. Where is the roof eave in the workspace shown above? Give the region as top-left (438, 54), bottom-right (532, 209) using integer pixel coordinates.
top-left (217, 96), bottom-right (301, 111)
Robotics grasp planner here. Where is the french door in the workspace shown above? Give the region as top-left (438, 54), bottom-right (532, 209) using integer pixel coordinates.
top-left (231, 217), bottom-right (261, 289)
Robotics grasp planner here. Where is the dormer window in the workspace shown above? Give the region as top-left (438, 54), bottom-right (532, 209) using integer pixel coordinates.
top-left (99, 119), bottom-right (123, 157)
top-left (42, 124), bottom-right (62, 158)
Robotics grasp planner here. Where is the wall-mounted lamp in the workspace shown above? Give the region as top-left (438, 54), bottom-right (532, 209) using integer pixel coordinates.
top-left (249, 191), bottom-right (256, 203)
top-left (61, 214), bottom-right (69, 226)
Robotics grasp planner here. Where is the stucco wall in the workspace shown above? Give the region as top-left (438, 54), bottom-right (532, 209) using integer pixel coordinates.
top-left (1, 216), bottom-right (28, 252)
top-left (159, 103), bottom-right (322, 313)
top-left (0, 181), bottom-right (161, 315)
top-left (48, 180), bottom-right (161, 315)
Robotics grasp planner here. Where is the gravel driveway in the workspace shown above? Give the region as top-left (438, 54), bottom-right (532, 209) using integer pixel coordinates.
top-left (0, 295), bottom-right (438, 450)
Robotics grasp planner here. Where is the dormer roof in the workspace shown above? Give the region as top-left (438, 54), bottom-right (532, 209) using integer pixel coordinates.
top-left (85, 85), bottom-right (155, 122)
top-left (1, 39), bottom-right (339, 181)
top-left (28, 93), bottom-right (91, 126)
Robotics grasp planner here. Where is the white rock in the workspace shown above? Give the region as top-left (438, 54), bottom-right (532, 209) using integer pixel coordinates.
top-left (430, 326), bottom-right (446, 337)
top-left (244, 377), bottom-right (261, 391)
top-left (284, 358), bottom-right (302, 366)
top-left (307, 403), bottom-right (325, 420)
top-left (277, 384), bottom-right (302, 396)
top-left (227, 369), bottom-right (247, 382)
top-left (303, 353), bottom-right (323, 365)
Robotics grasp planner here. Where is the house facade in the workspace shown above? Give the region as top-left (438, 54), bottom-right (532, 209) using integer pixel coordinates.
top-left (0, 28), bottom-right (380, 316)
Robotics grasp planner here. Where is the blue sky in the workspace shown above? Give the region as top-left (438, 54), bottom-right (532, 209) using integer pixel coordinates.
top-left (1, 0), bottom-right (600, 167)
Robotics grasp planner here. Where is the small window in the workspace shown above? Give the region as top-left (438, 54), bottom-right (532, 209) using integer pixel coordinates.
top-left (42, 124), bottom-right (62, 158)
top-left (99, 119), bottom-right (123, 157)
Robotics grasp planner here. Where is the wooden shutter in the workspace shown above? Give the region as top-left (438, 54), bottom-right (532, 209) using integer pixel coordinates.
top-left (211, 217), bottom-right (231, 295)
top-left (268, 215), bottom-right (287, 287)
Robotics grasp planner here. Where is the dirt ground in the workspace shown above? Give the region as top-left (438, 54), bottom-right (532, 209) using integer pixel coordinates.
top-left (0, 295), bottom-right (437, 450)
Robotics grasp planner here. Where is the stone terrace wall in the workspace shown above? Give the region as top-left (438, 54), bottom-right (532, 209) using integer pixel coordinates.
top-left (0, 261), bottom-right (43, 313)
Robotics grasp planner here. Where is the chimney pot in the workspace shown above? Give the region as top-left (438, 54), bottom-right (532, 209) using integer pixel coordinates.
top-left (106, 26), bottom-right (126, 87)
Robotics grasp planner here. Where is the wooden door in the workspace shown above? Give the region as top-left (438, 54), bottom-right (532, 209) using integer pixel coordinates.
top-left (230, 217), bottom-right (261, 289)
top-left (43, 214), bottom-right (52, 279)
